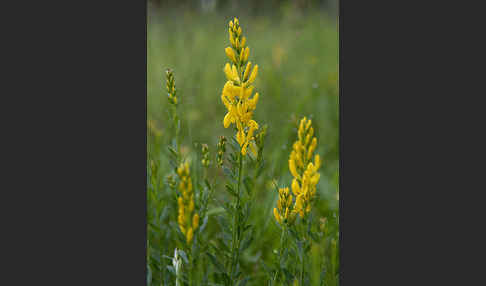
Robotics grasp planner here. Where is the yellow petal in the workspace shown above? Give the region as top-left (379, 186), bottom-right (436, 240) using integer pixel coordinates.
top-left (306, 119), bottom-right (312, 130)
top-left (243, 62), bottom-right (252, 81)
top-left (291, 178), bottom-right (301, 196)
top-left (248, 64), bottom-right (258, 84)
top-left (223, 113), bottom-right (232, 128)
top-left (224, 63), bottom-right (233, 81)
top-left (192, 213), bottom-right (199, 229)
top-left (186, 227), bottom-right (194, 244)
top-left (311, 173), bottom-right (320, 186)
top-left (314, 154), bottom-right (321, 169)
top-left (273, 208), bottom-right (281, 224)
top-left (241, 36), bottom-right (246, 47)
top-left (236, 129), bottom-right (245, 146)
top-left (243, 86), bottom-right (253, 100)
top-left (241, 142), bottom-right (248, 156)
top-left (308, 137), bottom-right (317, 160)
top-left (231, 65), bottom-right (240, 82)
top-left (248, 92), bottom-right (259, 109)
top-left (250, 141), bottom-right (258, 157)
top-left (289, 157), bottom-right (299, 178)
top-left (225, 47), bottom-right (236, 63)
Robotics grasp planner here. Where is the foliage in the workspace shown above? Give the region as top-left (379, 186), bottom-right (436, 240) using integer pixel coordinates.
top-left (148, 11), bottom-right (338, 286)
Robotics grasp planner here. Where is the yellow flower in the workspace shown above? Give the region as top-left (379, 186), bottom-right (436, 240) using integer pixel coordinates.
top-left (247, 64), bottom-right (258, 84)
top-left (274, 187), bottom-right (296, 226)
top-left (287, 117), bottom-right (322, 218)
top-left (221, 17), bottom-right (261, 156)
top-left (186, 227), bottom-right (194, 244)
top-left (225, 47), bottom-right (237, 63)
top-left (175, 161), bottom-right (199, 244)
top-left (192, 213), bottom-right (199, 229)
top-left (166, 69), bottom-right (178, 105)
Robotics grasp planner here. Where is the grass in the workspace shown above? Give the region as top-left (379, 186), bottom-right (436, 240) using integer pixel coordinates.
top-left (147, 9), bottom-right (339, 286)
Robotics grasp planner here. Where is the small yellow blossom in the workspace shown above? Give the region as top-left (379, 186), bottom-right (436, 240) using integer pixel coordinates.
top-left (166, 69), bottom-right (178, 105)
top-left (274, 187), bottom-right (297, 226)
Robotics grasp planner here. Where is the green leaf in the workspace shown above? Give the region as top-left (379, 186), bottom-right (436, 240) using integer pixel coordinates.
top-left (222, 166), bottom-right (234, 178)
top-left (225, 184), bottom-right (237, 197)
top-left (199, 215), bottom-right (209, 233)
top-left (237, 277), bottom-right (250, 286)
top-left (243, 177), bottom-right (253, 195)
top-left (167, 145), bottom-right (178, 157)
top-left (206, 252), bottom-right (225, 273)
top-left (166, 265), bottom-right (175, 275)
top-left (147, 264), bottom-right (152, 285)
top-left (178, 249), bottom-right (189, 264)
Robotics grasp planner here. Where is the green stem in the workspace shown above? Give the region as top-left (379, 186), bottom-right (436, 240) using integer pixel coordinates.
top-left (273, 225), bottom-right (287, 284)
top-left (230, 150), bottom-right (243, 281)
top-left (300, 219), bottom-right (306, 286)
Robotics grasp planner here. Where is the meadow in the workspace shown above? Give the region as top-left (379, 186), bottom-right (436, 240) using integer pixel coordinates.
top-left (147, 9), bottom-right (339, 286)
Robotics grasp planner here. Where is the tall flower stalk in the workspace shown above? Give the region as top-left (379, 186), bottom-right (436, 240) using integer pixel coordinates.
top-left (273, 116), bottom-right (322, 285)
top-left (220, 17), bottom-right (261, 284)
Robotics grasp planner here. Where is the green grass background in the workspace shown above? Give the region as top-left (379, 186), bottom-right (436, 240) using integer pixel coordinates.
top-left (147, 7), bottom-right (339, 285)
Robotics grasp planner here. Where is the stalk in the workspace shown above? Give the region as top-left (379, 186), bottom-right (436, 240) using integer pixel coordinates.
top-left (273, 225), bottom-right (287, 283)
top-left (230, 150), bottom-right (243, 281)
top-left (300, 218), bottom-right (306, 286)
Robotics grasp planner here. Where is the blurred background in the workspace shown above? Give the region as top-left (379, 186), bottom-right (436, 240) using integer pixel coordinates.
top-left (147, 0), bottom-right (338, 182)
top-left (147, 0), bottom-right (338, 284)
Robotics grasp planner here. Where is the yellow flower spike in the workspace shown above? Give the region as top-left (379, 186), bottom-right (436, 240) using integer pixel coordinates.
top-left (192, 213), bottom-right (199, 229)
top-left (175, 161), bottom-right (199, 242)
top-left (221, 18), bottom-right (261, 155)
top-left (248, 64), bottom-right (258, 84)
top-left (287, 117), bottom-right (321, 218)
top-left (225, 47), bottom-right (236, 63)
top-left (243, 62), bottom-right (252, 81)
